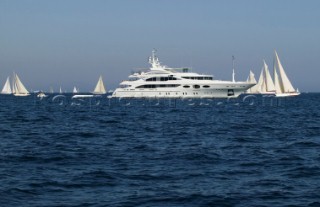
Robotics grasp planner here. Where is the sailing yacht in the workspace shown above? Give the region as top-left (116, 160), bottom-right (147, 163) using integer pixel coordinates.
top-left (37, 91), bottom-right (47, 98)
top-left (12, 73), bottom-right (30, 96)
top-left (73, 86), bottom-right (78, 93)
top-left (273, 51), bottom-right (300, 97)
top-left (93, 76), bottom-right (106, 94)
top-left (1, 77), bottom-right (12, 94)
top-left (112, 50), bottom-right (255, 98)
top-left (247, 60), bottom-right (276, 95)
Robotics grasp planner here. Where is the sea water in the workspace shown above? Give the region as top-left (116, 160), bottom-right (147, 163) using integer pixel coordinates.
top-left (0, 94), bottom-right (319, 206)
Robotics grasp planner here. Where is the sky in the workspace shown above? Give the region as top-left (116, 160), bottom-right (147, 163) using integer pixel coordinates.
top-left (1, 0), bottom-right (320, 92)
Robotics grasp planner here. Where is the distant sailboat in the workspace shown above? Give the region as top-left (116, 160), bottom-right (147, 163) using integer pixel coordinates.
top-left (59, 86), bottom-right (63, 94)
top-left (73, 86), bottom-right (78, 93)
top-left (273, 51), bottom-right (300, 97)
top-left (37, 91), bottom-right (47, 98)
top-left (12, 73), bottom-right (30, 96)
top-left (50, 87), bottom-right (54, 93)
top-left (1, 77), bottom-right (12, 94)
top-left (93, 76), bottom-right (106, 94)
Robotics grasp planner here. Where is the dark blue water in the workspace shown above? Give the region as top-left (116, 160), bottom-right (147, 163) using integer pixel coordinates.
top-left (0, 94), bottom-right (319, 207)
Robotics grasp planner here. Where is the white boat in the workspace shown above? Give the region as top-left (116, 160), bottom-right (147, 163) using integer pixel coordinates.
top-left (93, 76), bottom-right (106, 94)
top-left (37, 92), bottom-right (47, 98)
top-left (73, 86), bottom-right (78, 93)
top-left (72, 94), bottom-right (94, 98)
top-left (1, 76), bottom-right (12, 94)
top-left (112, 50), bottom-right (255, 98)
top-left (248, 60), bottom-right (276, 95)
top-left (12, 73), bottom-right (30, 96)
top-left (273, 51), bottom-right (300, 97)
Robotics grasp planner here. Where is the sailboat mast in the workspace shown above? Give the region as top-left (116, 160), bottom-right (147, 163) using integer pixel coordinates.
top-left (232, 56), bottom-right (235, 82)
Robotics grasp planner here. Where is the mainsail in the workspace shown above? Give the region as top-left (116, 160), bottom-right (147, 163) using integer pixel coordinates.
top-left (93, 76), bottom-right (106, 94)
top-left (273, 58), bottom-right (282, 94)
top-left (274, 51), bottom-right (296, 93)
top-left (12, 73), bottom-right (30, 96)
top-left (1, 77), bottom-right (12, 94)
top-left (263, 60), bottom-right (275, 92)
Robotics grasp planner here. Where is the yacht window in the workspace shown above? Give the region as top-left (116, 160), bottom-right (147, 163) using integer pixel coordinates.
top-left (203, 85), bottom-right (210, 88)
top-left (182, 76), bottom-right (212, 80)
top-left (136, 84), bottom-right (180, 88)
top-left (183, 85), bottom-right (190, 88)
top-left (193, 85), bottom-right (200, 89)
top-left (129, 77), bottom-right (138, 81)
top-left (160, 77), bottom-right (169, 81)
top-left (168, 77), bottom-right (177, 80)
top-left (146, 77), bottom-right (157, 81)
top-left (120, 85), bottom-right (131, 88)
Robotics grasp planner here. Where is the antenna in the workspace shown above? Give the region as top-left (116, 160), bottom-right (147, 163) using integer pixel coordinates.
top-left (232, 55), bottom-right (235, 82)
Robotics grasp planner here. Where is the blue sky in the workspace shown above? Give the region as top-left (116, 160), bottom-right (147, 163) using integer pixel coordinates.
top-left (1, 0), bottom-right (319, 92)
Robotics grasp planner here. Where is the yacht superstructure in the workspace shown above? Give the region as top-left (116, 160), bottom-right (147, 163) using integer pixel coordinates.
top-left (112, 50), bottom-right (254, 98)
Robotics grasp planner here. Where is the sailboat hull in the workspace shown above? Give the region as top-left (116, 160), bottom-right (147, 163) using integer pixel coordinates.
top-left (275, 92), bottom-right (300, 97)
top-left (13, 93), bottom-right (30, 97)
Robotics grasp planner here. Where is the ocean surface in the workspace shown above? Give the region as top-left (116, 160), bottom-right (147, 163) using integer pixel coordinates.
top-left (0, 93), bottom-right (319, 207)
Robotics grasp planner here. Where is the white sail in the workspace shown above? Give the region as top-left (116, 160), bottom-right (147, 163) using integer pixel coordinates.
top-left (273, 59), bottom-right (282, 94)
top-left (256, 68), bottom-right (265, 93)
top-left (73, 86), bottom-right (78, 93)
top-left (13, 73), bottom-right (30, 96)
top-left (263, 60), bottom-right (275, 92)
top-left (247, 70), bottom-right (257, 84)
top-left (275, 51), bottom-right (295, 93)
top-left (250, 61), bottom-right (275, 94)
top-left (1, 77), bottom-right (12, 94)
top-left (11, 76), bottom-right (15, 94)
top-left (93, 76), bottom-right (106, 94)
top-left (59, 87), bottom-right (62, 94)
top-left (246, 70), bottom-right (258, 93)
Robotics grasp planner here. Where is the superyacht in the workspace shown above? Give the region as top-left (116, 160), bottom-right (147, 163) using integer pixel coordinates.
top-left (112, 50), bottom-right (254, 98)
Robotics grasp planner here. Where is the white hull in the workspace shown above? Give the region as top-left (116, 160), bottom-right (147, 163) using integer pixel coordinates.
top-left (72, 95), bottom-right (95, 98)
top-left (113, 83), bottom-right (253, 98)
top-left (246, 91), bottom-right (275, 95)
top-left (13, 93), bottom-right (30, 96)
top-left (275, 92), bottom-right (300, 97)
